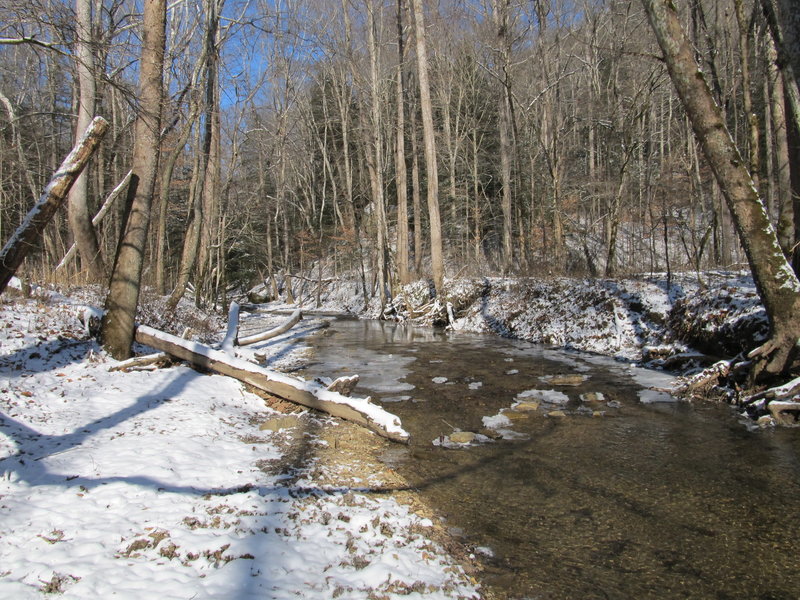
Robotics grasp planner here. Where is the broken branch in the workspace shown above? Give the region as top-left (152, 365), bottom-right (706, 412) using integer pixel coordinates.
top-left (237, 308), bottom-right (303, 346)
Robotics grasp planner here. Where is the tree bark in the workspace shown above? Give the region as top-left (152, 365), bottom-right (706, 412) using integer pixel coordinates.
top-left (411, 0), bottom-right (444, 295)
top-left (492, 0), bottom-right (514, 273)
top-left (102, 0), bottom-right (166, 360)
top-left (765, 37), bottom-right (794, 256)
top-left (395, 0), bottom-right (411, 286)
top-left (642, 0), bottom-right (800, 376)
top-left (0, 117), bottom-right (109, 295)
top-left (67, 0), bottom-right (106, 281)
top-left (365, 0), bottom-right (388, 306)
top-left (761, 0), bottom-right (800, 272)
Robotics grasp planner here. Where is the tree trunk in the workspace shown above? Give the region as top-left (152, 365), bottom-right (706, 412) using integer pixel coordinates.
top-left (765, 37), bottom-right (794, 256)
top-left (102, 0), bottom-right (166, 360)
top-left (365, 0), bottom-right (388, 306)
top-left (67, 0), bottom-right (106, 281)
top-left (395, 0), bottom-right (411, 286)
top-left (0, 117), bottom-right (108, 295)
top-left (194, 0), bottom-right (223, 308)
top-left (642, 0), bottom-right (800, 376)
top-left (56, 169), bottom-right (132, 272)
top-left (167, 133), bottom-right (203, 310)
top-left (411, 0), bottom-right (444, 295)
top-left (734, 0), bottom-right (760, 190)
top-left (410, 100), bottom-right (424, 276)
top-left (761, 0), bottom-right (800, 273)
top-left (492, 0), bottom-right (514, 273)
top-left (155, 105), bottom-right (200, 295)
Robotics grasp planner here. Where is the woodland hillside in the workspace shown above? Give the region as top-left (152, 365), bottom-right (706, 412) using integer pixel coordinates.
top-left (1, 0), bottom-right (798, 296)
top-left (2, 0), bottom-right (800, 378)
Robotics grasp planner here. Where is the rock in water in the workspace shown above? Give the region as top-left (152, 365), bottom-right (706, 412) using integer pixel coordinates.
top-left (514, 401), bottom-right (541, 412)
top-left (449, 431), bottom-right (477, 444)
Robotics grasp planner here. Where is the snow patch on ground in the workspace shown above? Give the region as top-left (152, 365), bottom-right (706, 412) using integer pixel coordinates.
top-left (0, 293), bottom-right (478, 599)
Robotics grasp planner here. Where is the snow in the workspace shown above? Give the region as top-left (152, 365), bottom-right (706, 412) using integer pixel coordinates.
top-left (0, 293), bottom-right (478, 599)
top-left (516, 389), bottom-right (570, 405)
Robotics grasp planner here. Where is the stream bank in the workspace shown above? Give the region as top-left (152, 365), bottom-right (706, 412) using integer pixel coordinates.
top-left (250, 270), bottom-right (766, 373)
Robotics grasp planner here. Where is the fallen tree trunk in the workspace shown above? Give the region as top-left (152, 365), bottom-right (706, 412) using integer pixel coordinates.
top-left (133, 324), bottom-right (409, 443)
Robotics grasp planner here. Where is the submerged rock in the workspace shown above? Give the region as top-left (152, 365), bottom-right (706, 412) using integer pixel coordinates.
top-left (449, 431), bottom-right (477, 444)
top-left (503, 411), bottom-right (530, 421)
top-left (540, 374), bottom-right (587, 386)
top-left (546, 410), bottom-right (567, 418)
top-left (514, 400), bottom-right (541, 412)
top-left (580, 392), bottom-right (605, 403)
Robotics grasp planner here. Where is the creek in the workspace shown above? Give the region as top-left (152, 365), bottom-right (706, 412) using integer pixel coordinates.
top-left (299, 317), bottom-right (800, 600)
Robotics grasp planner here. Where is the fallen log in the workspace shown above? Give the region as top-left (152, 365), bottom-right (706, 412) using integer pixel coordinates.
top-left (672, 359), bottom-right (732, 396)
top-left (133, 324), bottom-right (409, 443)
top-left (237, 308), bottom-right (303, 346)
top-left (743, 375), bottom-right (800, 405)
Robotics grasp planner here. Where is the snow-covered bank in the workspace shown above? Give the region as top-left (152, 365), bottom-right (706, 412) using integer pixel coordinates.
top-left (273, 270), bottom-right (767, 372)
top-left (0, 290), bottom-right (479, 599)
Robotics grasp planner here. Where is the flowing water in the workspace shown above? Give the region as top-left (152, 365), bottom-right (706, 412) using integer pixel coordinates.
top-left (299, 317), bottom-right (800, 600)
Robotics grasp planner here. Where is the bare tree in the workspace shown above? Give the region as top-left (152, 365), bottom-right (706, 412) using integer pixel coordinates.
top-left (102, 0), bottom-right (167, 359)
top-left (642, 0), bottom-right (800, 377)
top-left (492, 0), bottom-right (515, 272)
top-left (394, 0), bottom-right (411, 286)
top-left (365, 0), bottom-right (388, 305)
top-left (66, 0), bottom-right (106, 281)
top-left (411, 0), bottom-right (444, 295)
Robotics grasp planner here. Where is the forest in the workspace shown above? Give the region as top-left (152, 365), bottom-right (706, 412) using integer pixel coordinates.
top-left (1, 0), bottom-right (799, 360)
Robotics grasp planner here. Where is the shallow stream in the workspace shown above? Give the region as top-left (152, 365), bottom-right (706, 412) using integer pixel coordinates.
top-left (300, 318), bottom-right (800, 600)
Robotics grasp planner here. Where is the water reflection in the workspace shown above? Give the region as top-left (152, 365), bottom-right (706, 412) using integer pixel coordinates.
top-left (302, 318), bottom-right (800, 600)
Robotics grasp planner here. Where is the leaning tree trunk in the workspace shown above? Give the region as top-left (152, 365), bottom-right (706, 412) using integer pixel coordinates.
top-left (642, 0), bottom-right (800, 377)
top-left (102, 0), bottom-right (166, 360)
top-left (0, 117), bottom-right (108, 295)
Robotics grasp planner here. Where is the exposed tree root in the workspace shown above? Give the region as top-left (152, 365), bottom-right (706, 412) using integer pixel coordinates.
top-left (674, 339), bottom-right (800, 426)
